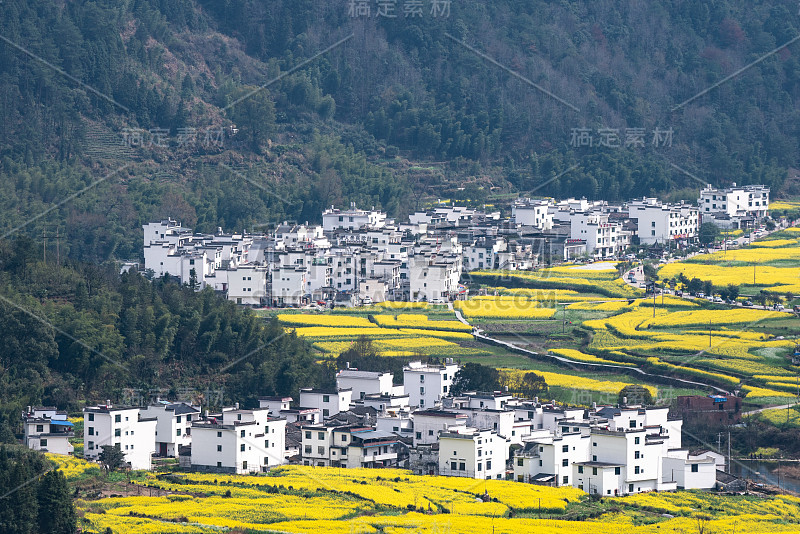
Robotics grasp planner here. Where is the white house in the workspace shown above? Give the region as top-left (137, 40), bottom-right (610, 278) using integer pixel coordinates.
top-left (408, 254), bottom-right (462, 303)
top-left (698, 183), bottom-right (770, 224)
top-left (299, 388), bottom-right (353, 419)
top-left (336, 369), bottom-right (397, 400)
top-left (323, 205), bottom-right (386, 232)
top-left (628, 198), bottom-right (699, 246)
top-left (271, 265), bottom-right (308, 306)
top-left (83, 404), bottom-right (157, 470)
top-left (513, 199), bottom-right (554, 230)
top-left (513, 431), bottom-right (590, 486)
top-left (190, 408), bottom-right (286, 474)
top-left (227, 264), bottom-right (269, 305)
top-left (439, 427), bottom-right (509, 480)
top-left (22, 407), bottom-right (74, 455)
top-left (412, 410), bottom-right (468, 447)
top-left (403, 360), bottom-right (460, 409)
top-left (569, 212), bottom-right (624, 258)
top-left (140, 402), bottom-right (200, 458)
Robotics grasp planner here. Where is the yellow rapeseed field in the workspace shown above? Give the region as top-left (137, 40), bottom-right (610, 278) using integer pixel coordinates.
top-left (454, 298), bottom-right (557, 319)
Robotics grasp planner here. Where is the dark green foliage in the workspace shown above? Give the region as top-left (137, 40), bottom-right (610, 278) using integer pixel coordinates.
top-left (450, 363), bottom-right (501, 396)
top-left (0, 238), bottom-right (328, 436)
top-left (37, 470), bottom-right (76, 534)
top-left (98, 445), bottom-right (126, 472)
top-left (699, 223), bottom-right (721, 245)
top-left (618, 384), bottom-right (654, 406)
top-left (0, 446), bottom-right (75, 534)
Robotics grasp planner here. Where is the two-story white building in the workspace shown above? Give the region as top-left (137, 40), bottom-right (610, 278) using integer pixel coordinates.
top-left (140, 402), bottom-right (200, 458)
top-left (336, 369), bottom-right (398, 400)
top-left (83, 403), bottom-right (157, 470)
top-left (299, 388), bottom-right (353, 419)
top-left (438, 427), bottom-right (509, 480)
top-left (22, 407), bottom-right (74, 455)
top-left (629, 198), bottom-right (699, 246)
top-left (190, 407), bottom-right (286, 474)
top-left (403, 360), bottom-right (460, 409)
top-left (698, 183), bottom-right (770, 227)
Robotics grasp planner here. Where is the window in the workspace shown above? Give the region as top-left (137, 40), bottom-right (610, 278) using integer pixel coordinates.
top-left (420, 387), bottom-right (425, 395)
top-left (115, 414), bottom-right (121, 423)
top-left (415, 432), bottom-right (422, 439)
top-left (217, 445), bottom-right (222, 452)
top-left (634, 437), bottom-right (640, 445)
top-left (318, 432), bottom-right (325, 440)
top-left (304, 445), bottom-right (311, 454)
top-left (88, 413), bottom-right (94, 422)
top-left (578, 466), bottom-right (584, 473)
top-left (592, 455), bottom-right (597, 462)
top-left (634, 451), bottom-right (640, 459)
top-left (562, 445), bottom-right (569, 453)
top-left (265, 440), bottom-right (270, 448)
top-left (88, 441), bottom-right (94, 451)
top-left (217, 431), bottom-right (222, 438)
top-left (451, 462), bottom-right (458, 471)
top-left (614, 467), bottom-right (621, 475)
top-left (114, 429), bottom-right (121, 437)
top-left (539, 460), bottom-right (542, 467)
top-left (629, 420), bottom-right (637, 428)
top-left (305, 431), bottom-right (311, 439)
top-left (264, 457), bottom-right (269, 465)
top-left (88, 427), bottom-right (94, 436)
top-left (634, 466), bottom-right (640, 474)
top-left (629, 484), bottom-right (634, 493)
top-left (40, 439), bottom-right (47, 447)
top-left (241, 444), bottom-right (246, 452)
top-left (562, 476), bottom-right (569, 485)
top-left (592, 467), bottom-right (598, 476)
top-left (428, 430), bottom-right (434, 436)
top-left (562, 459), bottom-right (569, 467)
top-left (240, 430), bottom-right (246, 438)
top-left (177, 429), bottom-right (182, 437)
top-left (323, 395), bottom-right (330, 403)
top-left (477, 463), bottom-right (482, 471)
top-left (318, 446), bottom-right (325, 455)
top-left (177, 416), bottom-right (182, 424)
top-left (420, 374), bottom-right (425, 383)
top-left (242, 461), bottom-right (247, 470)
top-left (517, 458), bottom-right (524, 467)
top-left (691, 464), bottom-right (699, 473)
top-left (341, 434), bottom-right (348, 442)
top-left (323, 409), bottom-right (330, 417)
top-left (459, 462), bottom-right (466, 471)
top-left (36, 425), bottom-right (44, 433)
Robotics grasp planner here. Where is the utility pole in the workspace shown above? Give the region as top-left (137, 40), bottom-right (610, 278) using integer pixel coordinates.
top-left (562, 303), bottom-right (566, 334)
top-left (42, 227), bottom-right (46, 262)
top-left (727, 431), bottom-right (731, 474)
top-left (709, 318), bottom-right (712, 348)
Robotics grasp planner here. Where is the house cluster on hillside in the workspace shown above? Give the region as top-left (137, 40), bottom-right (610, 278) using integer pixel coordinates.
top-left (139, 185), bottom-right (769, 307)
top-left (28, 363), bottom-right (725, 495)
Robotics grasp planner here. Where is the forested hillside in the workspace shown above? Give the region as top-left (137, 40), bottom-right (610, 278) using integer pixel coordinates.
top-left (0, 237), bottom-right (332, 441)
top-left (1, 0), bottom-right (799, 262)
top-left (1, 1), bottom-right (800, 436)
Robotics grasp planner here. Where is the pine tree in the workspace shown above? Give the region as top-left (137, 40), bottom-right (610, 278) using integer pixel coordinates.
top-left (37, 470), bottom-right (76, 534)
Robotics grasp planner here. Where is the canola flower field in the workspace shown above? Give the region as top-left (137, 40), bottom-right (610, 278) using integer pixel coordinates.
top-left (660, 229), bottom-right (800, 292)
top-left (48, 457), bottom-right (800, 534)
top-left (277, 310), bottom-right (492, 359)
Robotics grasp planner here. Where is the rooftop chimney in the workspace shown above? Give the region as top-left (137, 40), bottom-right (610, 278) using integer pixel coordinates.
top-left (622, 396), bottom-right (628, 406)
top-left (234, 402), bottom-right (239, 410)
top-left (106, 399), bottom-right (111, 408)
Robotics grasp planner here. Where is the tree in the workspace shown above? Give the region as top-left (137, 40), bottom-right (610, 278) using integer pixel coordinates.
top-left (727, 284), bottom-right (740, 301)
top-left (687, 277), bottom-right (703, 294)
top-left (37, 470), bottom-right (76, 534)
top-left (98, 444), bottom-right (127, 472)
top-left (699, 222), bottom-right (721, 245)
top-left (642, 263), bottom-right (659, 281)
top-left (618, 384), bottom-right (653, 406)
top-left (518, 372), bottom-right (548, 398)
top-left (450, 363), bottom-right (500, 396)
top-left (189, 268), bottom-right (199, 290)
top-left (703, 280), bottom-right (714, 297)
